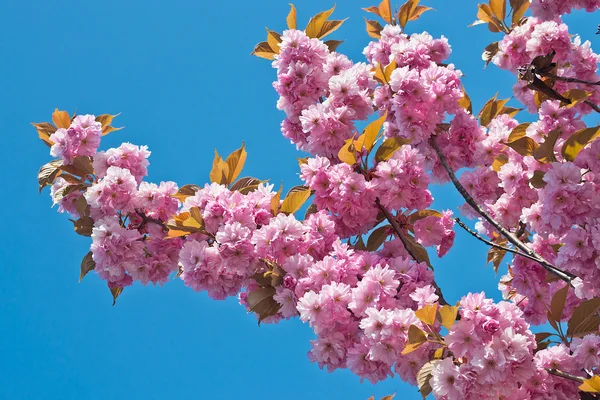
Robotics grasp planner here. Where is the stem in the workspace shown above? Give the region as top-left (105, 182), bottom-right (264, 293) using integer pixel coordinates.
top-left (454, 218), bottom-right (539, 263)
top-left (584, 99), bottom-right (600, 114)
top-left (429, 136), bottom-right (577, 284)
top-left (537, 71), bottom-right (600, 86)
top-left (374, 198), bottom-right (449, 306)
top-left (546, 368), bottom-right (585, 383)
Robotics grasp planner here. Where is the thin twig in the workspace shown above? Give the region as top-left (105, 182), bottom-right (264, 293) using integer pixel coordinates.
top-left (454, 218), bottom-right (539, 263)
top-left (546, 368), bottom-right (586, 383)
top-left (537, 71), bottom-right (600, 86)
top-left (584, 99), bottom-right (600, 113)
top-left (375, 198), bottom-right (449, 306)
top-left (429, 136), bottom-right (577, 284)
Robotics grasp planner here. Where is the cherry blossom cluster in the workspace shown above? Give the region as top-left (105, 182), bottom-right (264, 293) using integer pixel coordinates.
top-left (530, 0), bottom-right (600, 20)
top-left (38, 1), bottom-right (600, 398)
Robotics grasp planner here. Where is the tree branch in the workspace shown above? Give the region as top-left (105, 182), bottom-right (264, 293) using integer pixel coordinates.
top-left (454, 217), bottom-right (539, 263)
top-left (537, 70), bottom-right (600, 86)
top-left (375, 197), bottom-right (449, 306)
top-left (429, 136), bottom-right (577, 284)
top-left (546, 368), bottom-right (585, 383)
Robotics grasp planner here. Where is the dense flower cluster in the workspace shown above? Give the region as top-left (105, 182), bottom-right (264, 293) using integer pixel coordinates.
top-left (39, 0), bottom-right (600, 398)
top-left (530, 0), bottom-right (600, 20)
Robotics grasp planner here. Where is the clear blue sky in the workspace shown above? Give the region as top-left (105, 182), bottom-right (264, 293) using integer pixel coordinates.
top-left (0, 1), bottom-right (598, 399)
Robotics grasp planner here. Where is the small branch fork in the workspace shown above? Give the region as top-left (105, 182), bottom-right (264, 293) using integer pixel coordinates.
top-left (375, 198), bottom-right (449, 306)
top-left (429, 136), bottom-right (577, 284)
top-left (454, 217), bottom-right (539, 263)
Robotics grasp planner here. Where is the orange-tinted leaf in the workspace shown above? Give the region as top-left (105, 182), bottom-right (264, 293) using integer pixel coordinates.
top-left (549, 284), bottom-right (569, 325)
top-left (172, 184), bottom-right (200, 202)
top-left (482, 41), bottom-right (499, 67)
top-left (38, 159), bottom-right (63, 192)
top-left (110, 286), bottom-right (123, 306)
top-left (562, 89), bottom-right (591, 108)
top-left (567, 298), bottom-right (600, 338)
top-left (375, 137), bottom-right (411, 162)
top-left (511, 0), bottom-right (529, 26)
top-left (32, 121), bottom-right (57, 147)
top-left (286, 3), bottom-right (297, 29)
top-left (247, 287), bottom-right (281, 323)
top-left (209, 150), bottom-right (230, 185)
top-left (402, 324), bottom-right (427, 354)
top-left (377, 0), bottom-right (393, 24)
top-left (281, 186), bottom-right (311, 215)
top-left (305, 6), bottom-right (336, 38)
top-left (365, 19), bottom-right (384, 38)
top-left (490, 0), bottom-right (506, 21)
top-left (225, 142), bottom-right (247, 184)
top-left (79, 251), bottom-right (96, 282)
top-left (533, 129), bottom-right (560, 163)
top-left (458, 86), bottom-right (472, 114)
top-left (359, 112), bottom-right (387, 152)
top-left (408, 5), bottom-right (433, 22)
top-left (506, 137), bottom-right (539, 156)
top-left (398, 0), bottom-right (419, 29)
top-left (561, 126), bottom-right (600, 162)
top-left (73, 216), bottom-right (94, 237)
top-left (266, 29), bottom-right (282, 54)
top-left (251, 41), bottom-right (277, 60)
top-left (492, 153), bottom-right (508, 172)
top-left (52, 108), bottom-right (71, 129)
top-left (325, 40), bottom-right (343, 52)
top-left (579, 376), bottom-right (600, 393)
top-left (230, 177), bottom-right (263, 192)
top-left (438, 305), bottom-right (459, 329)
top-left (367, 225), bottom-right (391, 251)
top-left (507, 123), bottom-right (531, 143)
top-left (415, 304), bottom-right (438, 326)
top-left (409, 209), bottom-right (443, 224)
top-left (417, 360), bottom-right (441, 399)
top-left (529, 170), bottom-right (547, 189)
top-left (338, 136), bottom-right (358, 165)
top-left (479, 95), bottom-right (509, 126)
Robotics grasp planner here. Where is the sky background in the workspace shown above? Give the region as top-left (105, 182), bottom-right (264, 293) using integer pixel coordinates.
top-left (0, 1), bottom-right (598, 399)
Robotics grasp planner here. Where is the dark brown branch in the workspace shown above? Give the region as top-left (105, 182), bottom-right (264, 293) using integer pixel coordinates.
top-left (546, 368), bottom-right (585, 383)
top-left (375, 197), bottom-right (449, 306)
top-left (429, 136), bottom-right (577, 284)
top-left (135, 210), bottom-right (168, 231)
top-left (537, 70), bottom-right (600, 86)
top-left (454, 218), bottom-right (539, 262)
top-left (584, 99), bottom-right (600, 114)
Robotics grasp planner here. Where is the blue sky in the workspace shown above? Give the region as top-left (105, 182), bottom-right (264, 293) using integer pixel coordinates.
top-left (1, 1), bottom-right (598, 399)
